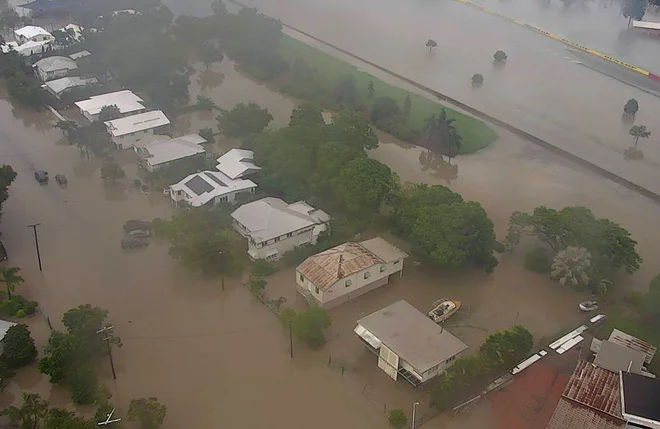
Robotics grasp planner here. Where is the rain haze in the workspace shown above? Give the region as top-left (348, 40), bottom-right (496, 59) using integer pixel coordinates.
top-left (0, 0), bottom-right (658, 428)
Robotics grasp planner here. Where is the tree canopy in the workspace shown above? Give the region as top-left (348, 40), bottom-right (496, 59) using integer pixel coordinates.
top-left (506, 206), bottom-right (641, 279)
top-left (289, 103), bottom-right (324, 127)
top-left (128, 397), bottom-right (167, 429)
top-left (217, 102), bottom-right (273, 138)
top-left (280, 306), bottom-right (331, 348)
top-left (2, 324), bottom-right (37, 369)
top-left (333, 157), bottom-right (397, 214)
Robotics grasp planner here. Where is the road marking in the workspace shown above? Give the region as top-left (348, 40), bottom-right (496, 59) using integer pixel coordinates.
top-left (453, 0), bottom-right (652, 77)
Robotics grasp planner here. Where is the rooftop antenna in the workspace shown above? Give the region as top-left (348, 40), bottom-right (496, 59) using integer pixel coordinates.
top-left (97, 408), bottom-right (121, 426)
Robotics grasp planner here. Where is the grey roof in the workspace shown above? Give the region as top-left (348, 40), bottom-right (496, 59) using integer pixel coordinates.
top-left (0, 319), bottom-right (17, 340)
top-left (69, 50), bottom-right (91, 60)
top-left (594, 340), bottom-right (646, 375)
top-left (185, 175), bottom-right (213, 196)
top-left (33, 56), bottom-right (77, 73)
top-left (43, 76), bottom-right (97, 95)
top-left (360, 237), bottom-right (409, 262)
top-left (609, 329), bottom-right (657, 364)
top-left (230, 197), bottom-right (329, 242)
top-left (357, 300), bottom-right (467, 372)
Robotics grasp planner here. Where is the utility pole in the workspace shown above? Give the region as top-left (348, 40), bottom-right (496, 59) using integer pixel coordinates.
top-left (411, 402), bottom-right (420, 429)
top-left (97, 325), bottom-right (117, 380)
top-left (97, 408), bottom-right (121, 426)
top-left (26, 223), bottom-right (42, 271)
top-left (289, 319), bottom-right (294, 358)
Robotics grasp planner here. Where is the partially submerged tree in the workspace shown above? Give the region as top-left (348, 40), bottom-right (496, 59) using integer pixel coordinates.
top-left (333, 157), bottom-right (397, 214)
top-left (471, 73), bottom-right (484, 87)
top-left (280, 306), bottom-right (331, 348)
top-left (1, 392), bottom-right (48, 429)
top-left (0, 266), bottom-right (24, 300)
top-left (100, 160), bottom-right (126, 185)
top-left (289, 103), bottom-right (324, 127)
top-left (623, 98), bottom-right (639, 115)
top-left (493, 50), bottom-right (508, 63)
top-left (128, 397), bottom-right (167, 429)
top-left (426, 39), bottom-right (438, 51)
top-left (217, 102), bottom-right (273, 137)
top-left (388, 409), bottom-right (408, 428)
top-left (629, 124), bottom-right (651, 148)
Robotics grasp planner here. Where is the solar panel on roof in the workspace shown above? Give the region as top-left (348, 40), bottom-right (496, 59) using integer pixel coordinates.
top-left (204, 172), bottom-right (227, 187)
top-left (185, 176), bottom-right (213, 196)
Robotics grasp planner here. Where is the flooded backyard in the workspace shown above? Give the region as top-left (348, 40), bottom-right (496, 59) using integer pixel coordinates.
top-left (1, 28), bottom-right (660, 429)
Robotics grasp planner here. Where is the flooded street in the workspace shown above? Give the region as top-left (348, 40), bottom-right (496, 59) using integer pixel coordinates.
top-left (2, 5), bottom-right (660, 427)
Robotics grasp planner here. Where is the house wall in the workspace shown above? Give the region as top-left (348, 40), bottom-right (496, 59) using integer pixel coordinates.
top-left (36, 68), bottom-right (69, 82)
top-left (110, 124), bottom-right (170, 150)
top-left (297, 257), bottom-right (404, 308)
top-left (235, 222), bottom-right (318, 261)
top-left (18, 34), bottom-right (52, 44)
top-left (169, 187), bottom-right (255, 207)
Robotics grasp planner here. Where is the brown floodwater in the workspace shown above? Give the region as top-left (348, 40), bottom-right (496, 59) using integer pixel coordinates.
top-left (1, 46), bottom-right (660, 429)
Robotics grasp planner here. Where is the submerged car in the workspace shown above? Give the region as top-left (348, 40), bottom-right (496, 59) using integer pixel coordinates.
top-left (34, 171), bottom-right (49, 184)
top-left (126, 229), bottom-right (151, 238)
top-left (123, 220), bottom-right (152, 234)
top-left (121, 235), bottom-right (149, 250)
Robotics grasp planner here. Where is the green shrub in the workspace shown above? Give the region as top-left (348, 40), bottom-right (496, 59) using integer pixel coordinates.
top-left (16, 309), bottom-right (25, 318)
top-left (377, 116), bottom-right (420, 142)
top-left (492, 240), bottom-right (506, 253)
top-left (70, 366), bottom-right (98, 405)
top-left (248, 277), bottom-right (266, 295)
top-left (2, 324), bottom-right (37, 369)
top-left (624, 147), bottom-right (644, 160)
top-left (388, 409), bottom-right (407, 428)
top-left (0, 299), bottom-right (21, 317)
top-left (251, 259), bottom-right (277, 277)
top-left (370, 96), bottom-right (400, 123)
top-left (524, 248), bottom-right (551, 274)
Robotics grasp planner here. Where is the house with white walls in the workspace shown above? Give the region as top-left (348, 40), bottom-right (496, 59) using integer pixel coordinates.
top-left (134, 134), bottom-right (206, 172)
top-left (168, 171), bottom-right (256, 207)
top-left (14, 26), bottom-right (53, 44)
top-left (230, 198), bottom-right (329, 261)
top-left (296, 237), bottom-right (408, 308)
top-left (75, 90), bottom-right (145, 122)
top-left (104, 110), bottom-right (170, 149)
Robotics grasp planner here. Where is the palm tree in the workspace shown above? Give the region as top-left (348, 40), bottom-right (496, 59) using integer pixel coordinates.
top-left (551, 246), bottom-right (591, 286)
top-left (424, 109), bottom-right (459, 160)
top-left (629, 125), bottom-right (651, 148)
top-left (1, 392), bottom-right (48, 429)
top-left (0, 266), bottom-right (24, 300)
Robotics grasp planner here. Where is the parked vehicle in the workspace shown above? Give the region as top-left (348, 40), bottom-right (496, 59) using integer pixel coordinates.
top-left (579, 301), bottom-right (599, 312)
top-left (55, 174), bottom-right (67, 185)
top-left (428, 298), bottom-right (461, 323)
top-left (123, 220), bottom-right (152, 234)
top-left (34, 171), bottom-right (48, 184)
top-left (121, 235), bottom-right (149, 250)
top-left (126, 229), bottom-right (150, 238)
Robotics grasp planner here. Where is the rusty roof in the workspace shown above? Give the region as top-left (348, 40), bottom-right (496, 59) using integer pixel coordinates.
top-left (546, 360), bottom-right (625, 429)
top-left (609, 329), bottom-right (657, 364)
top-left (297, 242), bottom-right (384, 290)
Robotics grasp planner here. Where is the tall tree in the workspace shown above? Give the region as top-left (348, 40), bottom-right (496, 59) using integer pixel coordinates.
top-left (333, 157), bottom-right (397, 214)
top-left (289, 103), bottom-right (324, 127)
top-left (2, 324), bottom-right (38, 369)
top-left (1, 392), bottom-right (48, 429)
top-left (128, 397), bottom-right (167, 429)
top-left (0, 266), bottom-right (24, 300)
top-left (217, 102), bottom-right (273, 137)
top-left (426, 39), bottom-right (438, 51)
top-left (331, 109), bottom-right (379, 151)
top-left (551, 246), bottom-right (591, 286)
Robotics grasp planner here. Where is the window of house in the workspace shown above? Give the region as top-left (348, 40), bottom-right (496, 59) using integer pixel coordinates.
top-left (446, 356), bottom-right (455, 363)
top-left (286, 232), bottom-right (293, 238)
top-left (299, 273), bottom-right (304, 282)
top-left (364, 271), bottom-right (371, 280)
top-left (393, 260), bottom-right (400, 265)
top-left (345, 279), bottom-right (352, 287)
top-left (315, 287), bottom-right (320, 294)
top-left (380, 265), bottom-right (386, 272)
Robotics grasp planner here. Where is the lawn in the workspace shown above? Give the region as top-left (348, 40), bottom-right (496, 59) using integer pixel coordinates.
top-left (277, 35), bottom-right (498, 154)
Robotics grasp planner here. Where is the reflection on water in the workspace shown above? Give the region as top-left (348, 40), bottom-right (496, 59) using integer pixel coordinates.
top-left (418, 150), bottom-right (459, 183)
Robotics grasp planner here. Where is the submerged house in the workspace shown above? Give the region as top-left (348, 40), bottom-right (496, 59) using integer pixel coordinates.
top-left (168, 171), bottom-right (256, 207)
top-left (134, 134), bottom-right (206, 172)
top-left (354, 300), bottom-right (467, 386)
top-left (104, 110), bottom-right (170, 150)
top-left (296, 237), bottom-right (408, 308)
top-left (75, 90), bottom-right (145, 122)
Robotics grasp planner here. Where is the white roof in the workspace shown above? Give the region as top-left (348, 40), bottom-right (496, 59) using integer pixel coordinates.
top-left (633, 20), bottom-right (660, 30)
top-left (140, 134), bottom-right (207, 168)
top-left (33, 56), bottom-right (78, 73)
top-left (43, 76), bottom-right (98, 95)
top-left (74, 90), bottom-right (144, 117)
top-left (215, 148), bottom-right (261, 179)
top-left (169, 171), bottom-right (256, 207)
top-left (105, 110), bottom-right (169, 137)
top-left (14, 25), bottom-right (52, 39)
top-left (1, 42), bottom-right (19, 53)
top-left (230, 197), bottom-right (329, 242)
top-left (63, 23), bottom-right (83, 40)
top-left (69, 50), bottom-right (91, 60)
top-left (0, 318), bottom-right (17, 340)
top-left (13, 39), bottom-right (52, 56)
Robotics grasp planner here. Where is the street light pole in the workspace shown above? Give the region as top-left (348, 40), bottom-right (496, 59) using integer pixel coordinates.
top-left (26, 223), bottom-right (43, 271)
top-left (97, 325), bottom-right (117, 380)
top-left (411, 402), bottom-right (420, 429)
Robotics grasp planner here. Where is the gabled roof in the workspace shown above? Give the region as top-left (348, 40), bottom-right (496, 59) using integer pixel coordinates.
top-left (609, 329), bottom-right (657, 364)
top-left (14, 25), bottom-right (52, 39)
top-left (546, 360), bottom-right (625, 429)
top-left (230, 197), bottom-right (328, 243)
top-left (75, 90), bottom-right (144, 117)
top-left (43, 76), bottom-right (97, 95)
top-left (621, 372), bottom-right (660, 425)
top-left (169, 171), bottom-right (256, 207)
top-left (297, 238), bottom-right (407, 290)
top-left (104, 110), bottom-right (170, 137)
top-left (215, 148), bottom-right (261, 179)
top-left (69, 50), bottom-right (91, 60)
top-left (139, 134), bottom-right (206, 168)
top-left (33, 55), bottom-right (78, 73)
top-left (356, 300), bottom-right (468, 373)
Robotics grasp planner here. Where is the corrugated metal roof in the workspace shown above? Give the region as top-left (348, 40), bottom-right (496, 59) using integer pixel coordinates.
top-left (609, 329), bottom-right (657, 364)
top-left (546, 360), bottom-right (625, 429)
top-left (297, 241), bottom-right (385, 291)
top-left (104, 110), bottom-right (169, 137)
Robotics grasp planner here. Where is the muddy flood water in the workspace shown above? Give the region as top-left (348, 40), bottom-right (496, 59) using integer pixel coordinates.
top-left (2, 31), bottom-right (660, 429)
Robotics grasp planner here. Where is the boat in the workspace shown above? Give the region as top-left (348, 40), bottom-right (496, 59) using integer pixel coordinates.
top-left (579, 301), bottom-right (599, 312)
top-left (428, 298), bottom-right (461, 323)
